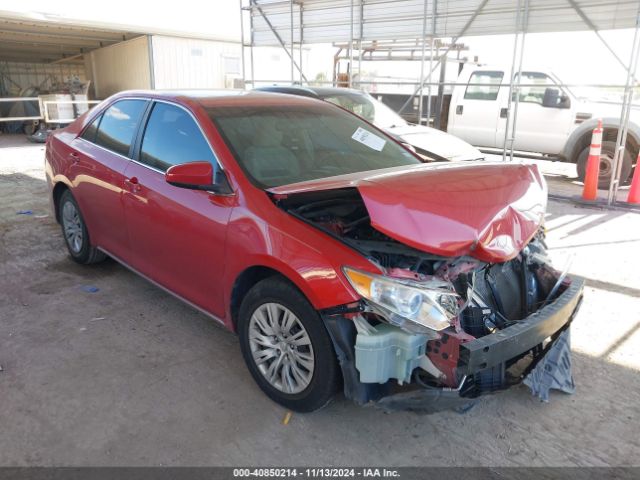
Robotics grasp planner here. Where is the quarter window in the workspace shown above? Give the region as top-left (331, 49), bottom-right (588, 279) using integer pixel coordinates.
top-left (80, 114), bottom-right (102, 143)
top-left (94, 100), bottom-right (147, 157)
top-left (464, 71), bottom-right (504, 101)
top-left (140, 102), bottom-right (217, 172)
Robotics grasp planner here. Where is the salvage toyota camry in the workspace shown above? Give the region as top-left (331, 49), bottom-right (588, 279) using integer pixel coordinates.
top-left (45, 90), bottom-right (583, 412)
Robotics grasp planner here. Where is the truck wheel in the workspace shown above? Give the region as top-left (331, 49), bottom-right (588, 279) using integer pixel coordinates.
top-left (576, 140), bottom-right (633, 189)
top-left (237, 277), bottom-right (340, 412)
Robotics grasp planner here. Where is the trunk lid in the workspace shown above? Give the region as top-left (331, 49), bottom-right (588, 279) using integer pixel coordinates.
top-left (269, 162), bottom-right (547, 263)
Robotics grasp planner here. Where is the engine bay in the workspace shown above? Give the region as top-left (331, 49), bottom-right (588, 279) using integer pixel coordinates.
top-left (275, 187), bottom-right (571, 396)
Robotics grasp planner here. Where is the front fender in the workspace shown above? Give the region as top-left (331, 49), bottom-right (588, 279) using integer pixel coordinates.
top-left (222, 206), bottom-right (375, 329)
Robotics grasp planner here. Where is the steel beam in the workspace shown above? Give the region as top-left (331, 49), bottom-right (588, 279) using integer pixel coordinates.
top-left (567, 0), bottom-right (637, 84)
top-left (397, 0), bottom-right (490, 115)
top-left (250, 0), bottom-right (308, 82)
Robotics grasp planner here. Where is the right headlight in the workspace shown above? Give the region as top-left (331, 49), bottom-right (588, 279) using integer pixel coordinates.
top-left (343, 267), bottom-right (460, 333)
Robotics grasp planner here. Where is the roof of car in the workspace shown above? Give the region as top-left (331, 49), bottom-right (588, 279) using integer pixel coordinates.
top-left (255, 85), bottom-right (367, 99)
top-left (108, 89), bottom-right (328, 109)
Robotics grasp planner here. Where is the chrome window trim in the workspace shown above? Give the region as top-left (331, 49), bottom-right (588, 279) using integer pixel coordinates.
top-left (75, 136), bottom-right (133, 163)
top-left (79, 97), bottom-right (150, 158)
top-left (75, 95), bottom-right (234, 196)
top-left (141, 98), bottom-right (226, 176)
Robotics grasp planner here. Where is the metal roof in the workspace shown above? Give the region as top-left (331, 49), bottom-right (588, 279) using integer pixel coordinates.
top-left (0, 13), bottom-right (143, 64)
top-left (249, 0), bottom-right (640, 46)
top-left (0, 10), bottom-right (240, 64)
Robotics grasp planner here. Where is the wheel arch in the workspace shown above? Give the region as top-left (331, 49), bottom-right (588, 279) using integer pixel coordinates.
top-left (228, 265), bottom-right (316, 333)
top-left (563, 118), bottom-right (640, 163)
top-left (52, 181), bottom-right (71, 223)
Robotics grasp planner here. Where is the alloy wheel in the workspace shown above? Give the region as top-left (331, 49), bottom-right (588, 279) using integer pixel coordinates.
top-left (62, 201), bottom-right (83, 253)
top-left (248, 302), bottom-right (315, 394)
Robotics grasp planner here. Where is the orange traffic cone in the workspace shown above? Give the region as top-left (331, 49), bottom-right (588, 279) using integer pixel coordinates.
top-left (582, 119), bottom-right (603, 201)
top-left (627, 152), bottom-right (640, 204)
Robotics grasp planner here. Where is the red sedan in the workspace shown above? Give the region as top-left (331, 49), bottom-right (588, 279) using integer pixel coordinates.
top-left (45, 90), bottom-right (583, 412)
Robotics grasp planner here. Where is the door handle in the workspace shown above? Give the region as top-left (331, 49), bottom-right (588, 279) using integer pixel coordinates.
top-left (500, 108), bottom-right (508, 118)
top-left (456, 105), bottom-right (464, 115)
top-left (69, 152), bottom-right (80, 163)
top-left (124, 177), bottom-right (141, 193)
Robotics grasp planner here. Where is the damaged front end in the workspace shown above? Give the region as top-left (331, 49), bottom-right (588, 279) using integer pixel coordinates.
top-left (276, 185), bottom-right (584, 413)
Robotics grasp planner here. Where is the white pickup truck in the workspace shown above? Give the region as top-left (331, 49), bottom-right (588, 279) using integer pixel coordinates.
top-left (447, 66), bottom-right (639, 187)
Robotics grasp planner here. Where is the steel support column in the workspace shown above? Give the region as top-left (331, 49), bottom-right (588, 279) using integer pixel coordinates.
top-left (240, 0), bottom-right (247, 87)
top-left (502, 0), bottom-right (529, 162)
top-left (357, 0), bottom-right (364, 87)
top-left (299, 2), bottom-right (304, 83)
top-left (607, 7), bottom-right (640, 205)
top-left (290, 0), bottom-right (295, 83)
top-left (426, 0), bottom-right (436, 124)
top-left (417, 0), bottom-right (428, 124)
top-left (349, 0), bottom-right (354, 87)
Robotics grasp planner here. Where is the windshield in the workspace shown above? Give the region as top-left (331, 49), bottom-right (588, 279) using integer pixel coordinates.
top-left (210, 103), bottom-right (419, 188)
top-left (321, 92), bottom-right (407, 129)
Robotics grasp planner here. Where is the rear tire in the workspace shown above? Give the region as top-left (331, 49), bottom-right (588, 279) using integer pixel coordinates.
top-left (576, 140), bottom-right (633, 189)
top-left (238, 277), bottom-right (340, 412)
top-left (58, 189), bottom-right (107, 265)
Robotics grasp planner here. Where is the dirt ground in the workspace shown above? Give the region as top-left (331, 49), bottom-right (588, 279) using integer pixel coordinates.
top-left (1, 133), bottom-right (639, 466)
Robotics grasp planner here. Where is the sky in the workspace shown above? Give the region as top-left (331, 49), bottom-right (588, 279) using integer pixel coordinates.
top-left (3, 1), bottom-right (638, 94)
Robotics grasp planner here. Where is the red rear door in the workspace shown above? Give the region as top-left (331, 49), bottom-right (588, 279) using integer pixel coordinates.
top-left (122, 101), bottom-right (233, 319)
top-left (68, 99), bottom-right (149, 261)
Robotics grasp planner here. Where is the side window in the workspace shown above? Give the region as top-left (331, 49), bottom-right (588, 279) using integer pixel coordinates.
top-left (80, 114), bottom-right (102, 143)
top-left (464, 71), bottom-right (504, 101)
top-left (516, 72), bottom-right (556, 105)
top-left (95, 99), bottom-right (147, 157)
top-left (140, 102), bottom-right (217, 172)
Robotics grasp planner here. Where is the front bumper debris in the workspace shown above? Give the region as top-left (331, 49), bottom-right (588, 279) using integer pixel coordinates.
top-left (323, 276), bottom-right (584, 412)
top-left (458, 277), bottom-right (584, 376)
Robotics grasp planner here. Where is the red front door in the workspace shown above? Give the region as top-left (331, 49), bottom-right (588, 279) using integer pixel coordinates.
top-left (121, 101), bottom-right (233, 319)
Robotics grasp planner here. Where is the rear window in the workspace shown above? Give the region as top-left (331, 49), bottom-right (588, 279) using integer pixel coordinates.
top-left (209, 103), bottom-right (420, 189)
top-left (94, 99), bottom-right (147, 157)
top-left (464, 71), bottom-right (504, 101)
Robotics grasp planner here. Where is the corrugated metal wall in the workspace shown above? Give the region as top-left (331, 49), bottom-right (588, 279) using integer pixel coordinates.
top-left (151, 36), bottom-right (242, 89)
top-left (0, 62), bottom-right (86, 97)
top-left (85, 36), bottom-right (152, 99)
top-left (251, 0), bottom-right (639, 46)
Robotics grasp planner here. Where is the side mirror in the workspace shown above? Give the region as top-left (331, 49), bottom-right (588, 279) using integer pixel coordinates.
top-left (165, 161), bottom-right (231, 194)
top-left (542, 87), bottom-right (570, 109)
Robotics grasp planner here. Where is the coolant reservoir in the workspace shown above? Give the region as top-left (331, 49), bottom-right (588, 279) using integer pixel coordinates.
top-left (355, 324), bottom-right (428, 384)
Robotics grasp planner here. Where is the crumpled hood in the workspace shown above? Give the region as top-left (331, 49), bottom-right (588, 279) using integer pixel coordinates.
top-left (269, 162), bottom-right (547, 263)
top-left (388, 124), bottom-right (484, 162)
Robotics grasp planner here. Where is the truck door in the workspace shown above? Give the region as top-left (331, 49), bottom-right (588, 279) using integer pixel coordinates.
top-left (447, 69), bottom-right (504, 148)
top-left (496, 71), bottom-right (573, 155)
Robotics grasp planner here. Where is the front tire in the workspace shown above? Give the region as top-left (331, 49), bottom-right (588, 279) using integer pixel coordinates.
top-left (238, 277), bottom-right (340, 412)
top-left (59, 189), bottom-right (107, 264)
top-left (576, 140), bottom-right (633, 189)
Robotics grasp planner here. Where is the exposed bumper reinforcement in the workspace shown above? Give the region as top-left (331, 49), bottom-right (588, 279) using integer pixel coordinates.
top-left (323, 277), bottom-right (584, 412)
top-left (459, 276), bottom-right (584, 375)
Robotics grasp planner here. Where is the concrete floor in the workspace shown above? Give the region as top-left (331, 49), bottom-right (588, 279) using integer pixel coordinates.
top-left (1, 134), bottom-right (639, 466)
